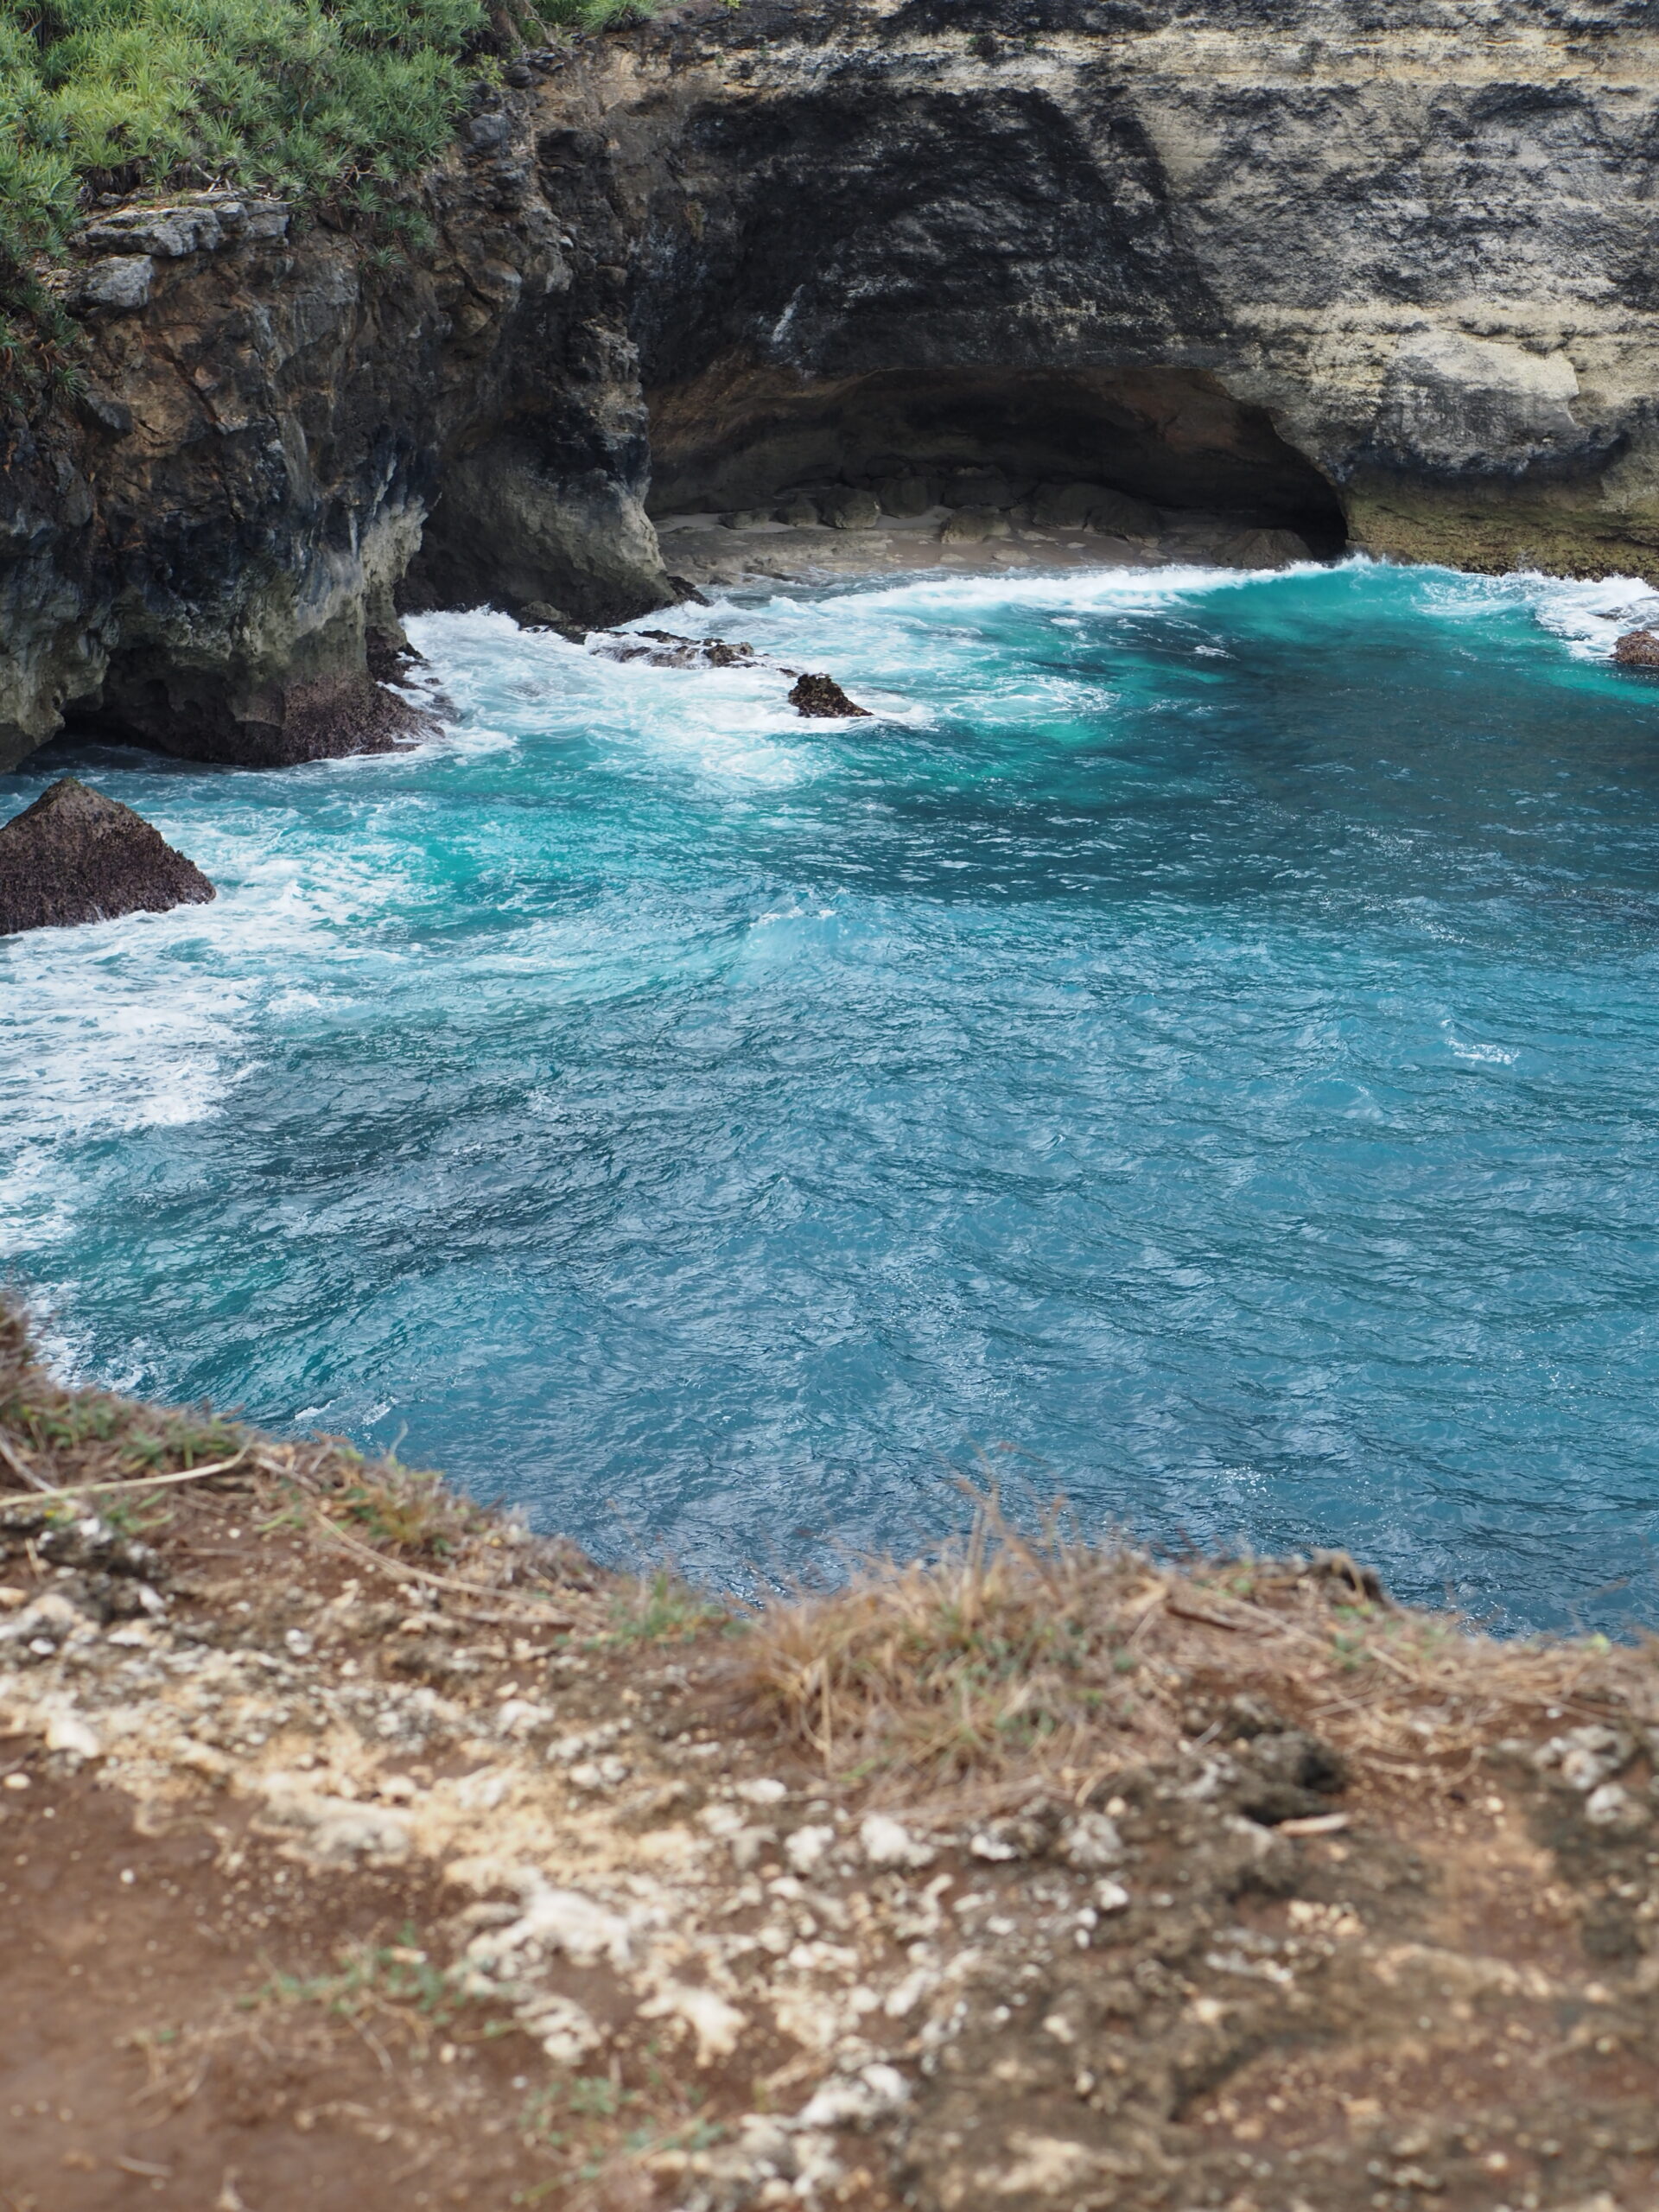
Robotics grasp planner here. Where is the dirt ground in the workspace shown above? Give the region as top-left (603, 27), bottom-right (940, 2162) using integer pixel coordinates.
top-left (5, 1310), bottom-right (1659, 2212)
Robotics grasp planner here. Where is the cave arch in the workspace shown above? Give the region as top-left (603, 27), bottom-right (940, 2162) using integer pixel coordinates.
top-left (645, 360), bottom-right (1346, 552)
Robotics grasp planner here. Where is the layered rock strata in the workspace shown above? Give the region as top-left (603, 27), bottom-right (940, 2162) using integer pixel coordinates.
top-left (0, 775), bottom-right (215, 934)
top-left (7, 0), bottom-right (1659, 772)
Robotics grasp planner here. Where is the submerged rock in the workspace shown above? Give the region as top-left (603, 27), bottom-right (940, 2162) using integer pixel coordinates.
top-left (789, 673), bottom-right (872, 719)
top-left (0, 777), bottom-right (215, 936)
top-left (517, 601), bottom-right (588, 643)
top-left (592, 631), bottom-right (758, 669)
top-left (1614, 628), bottom-right (1659, 667)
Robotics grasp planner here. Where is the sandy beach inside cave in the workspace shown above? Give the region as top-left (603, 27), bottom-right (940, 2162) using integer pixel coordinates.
top-left (653, 502), bottom-right (1316, 596)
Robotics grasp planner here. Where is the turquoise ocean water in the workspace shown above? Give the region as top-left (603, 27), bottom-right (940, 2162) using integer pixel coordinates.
top-left (7, 556), bottom-right (1659, 1630)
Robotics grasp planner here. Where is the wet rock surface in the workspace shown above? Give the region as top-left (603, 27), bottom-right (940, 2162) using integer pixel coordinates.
top-left (1614, 629), bottom-right (1659, 667)
top-left (789, 672), bottom-right (873, 718)
top-left (0, 775), bottom-right (214, 935)
top-left (590, 628), bottom-right (760, 669)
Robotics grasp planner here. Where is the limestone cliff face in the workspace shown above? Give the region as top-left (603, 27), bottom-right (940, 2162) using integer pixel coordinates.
top-left (0, 122), bottom-right (674, 772)
top-left (6, 0), bottom-right (1659, 771)
top-left (618, 0), bottom-right (1659, 572)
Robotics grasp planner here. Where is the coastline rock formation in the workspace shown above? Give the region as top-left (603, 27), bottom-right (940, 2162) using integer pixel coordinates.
top-left (591, 628), bottom-right (761, 666)
top-left (790, 671), bottom-right (873, 716)
top-left (8, 0), bottom-right (1659, 771)
top-left (0, 776), bottom-right (215, 935)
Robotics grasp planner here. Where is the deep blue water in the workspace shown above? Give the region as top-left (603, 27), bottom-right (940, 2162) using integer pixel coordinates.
top-left (8, 556), bottom-right (1659, 1630)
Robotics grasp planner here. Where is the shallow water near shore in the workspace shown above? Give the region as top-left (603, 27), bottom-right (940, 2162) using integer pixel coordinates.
top-left (7, 556), bottom-right (1659, 1630)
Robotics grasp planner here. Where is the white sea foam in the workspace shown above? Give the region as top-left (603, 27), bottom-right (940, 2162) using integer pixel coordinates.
top-left (1409, 561), bottom-right (1659, 657)
top-left (778, 557), bottom-right (1336, 621)
top-left (1445, 1031), bottom-right (1518, 1065)
top-left (0, 773), bottom-right (429, 1260)
top-left (1504, 569), bottom-right (1659, 658)
top-left (408, 607), bottom-right (821, 786)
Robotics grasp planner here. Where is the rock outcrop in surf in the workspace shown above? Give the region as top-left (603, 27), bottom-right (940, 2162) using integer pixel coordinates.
top-left (0, 777), bottom-right (216, 935)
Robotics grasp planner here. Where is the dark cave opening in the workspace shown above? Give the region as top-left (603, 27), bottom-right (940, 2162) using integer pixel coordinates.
top-left (645, 362), bottom-right (1348, 556)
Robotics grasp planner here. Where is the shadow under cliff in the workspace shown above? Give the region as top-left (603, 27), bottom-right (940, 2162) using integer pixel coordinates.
top-left (644, 361), bottom-right (1348, 552)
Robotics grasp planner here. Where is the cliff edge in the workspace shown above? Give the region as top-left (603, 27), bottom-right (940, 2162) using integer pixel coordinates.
top-left (3, 1306), bottom-right (1659, 2209)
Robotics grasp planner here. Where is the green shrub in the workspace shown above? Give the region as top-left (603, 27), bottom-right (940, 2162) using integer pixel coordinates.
top-left (0, 0), bottom-right (499, 261)
top-left (0, 0), bottom-right (650, 253)
top-left (0, 0), bottom-right (651, 389)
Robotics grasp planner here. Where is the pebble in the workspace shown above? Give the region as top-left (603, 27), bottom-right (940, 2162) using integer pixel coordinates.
top-left (861, 1813), bottom-right (934, 1869)
top-left (1058, 1810), bottom-right (1122, 1869)
top-left (1535, 1726), bottom-right (1633, 1792)
top-left (735, 1777), bottom-right (789, 1805)
top-left (786, 1824), bottom-right (836, 1875)
top-left (794, 2062), bottom-right (910, 2131)
top-left (43, 1713), bottom-right (100, 1759)
top-left (1585, 1781), bottom-right (1648, 1830)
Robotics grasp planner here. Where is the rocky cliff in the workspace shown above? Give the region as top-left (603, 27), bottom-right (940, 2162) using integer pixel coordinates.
top-left (6, 0), bottom-right (1659, 772)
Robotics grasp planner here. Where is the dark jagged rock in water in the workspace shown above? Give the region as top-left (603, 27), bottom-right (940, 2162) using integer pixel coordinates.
top-left (1614, 629), bottom-right (1659, 668)
top-left (233, 676), bottom-right (432, 769)
top-left (365, 626), bottom-right (426, 684)
top-left (592, 631), bottom-right (758, 669)
top-left (789, 673), bottom-right (872, 719)
top-left (517, 601), bottom-right (588, 642)
top-left (0, 777), bottom-right (215, 936)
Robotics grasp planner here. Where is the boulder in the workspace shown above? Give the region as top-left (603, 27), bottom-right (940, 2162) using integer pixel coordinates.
top-left (1030, 482), bottom-right (1096, 529)
top-left (1089, 487), bottom-right (1162, 537)
top-left (518, 601), bottom-right (588, 641)
top-left (788, 673), bottom-right (872, 718)
top-left (1218, 527), bottom-right (1312, 568)
top-left (818, 487), bottom-right (881, 531)
top-left (1614, 628), bottom-right (1659, 667)
top-left (775, 495), bottom-right (821, 527)
top-left (1031, 482), bottom-right (1160, 536)
top-left (940, 507), bottom-right (1010, 543)
top-left (0, 778), bottom-right (215, 937)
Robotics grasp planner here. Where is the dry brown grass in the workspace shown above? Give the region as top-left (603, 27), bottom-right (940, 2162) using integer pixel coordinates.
top-left (742, 1500), bottom-right (1659, 1807)
top-left (10, 1299), bottom-right (1659, 1814)
top-left (0, 1302), bottom-right (588, 1615)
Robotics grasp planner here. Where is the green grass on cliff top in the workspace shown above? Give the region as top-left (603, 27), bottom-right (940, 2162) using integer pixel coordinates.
top-left (0, 0), bottom-right (624, 276)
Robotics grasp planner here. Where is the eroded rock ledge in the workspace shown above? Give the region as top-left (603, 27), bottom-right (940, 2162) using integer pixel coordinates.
top-left (8, 0), bottom-right (1659, 771)
top-left (4, 1306), bottom-right (1659, 2206)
